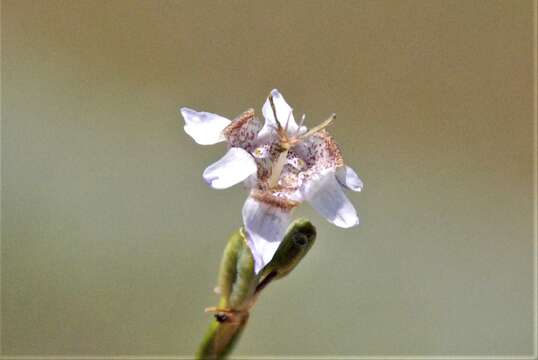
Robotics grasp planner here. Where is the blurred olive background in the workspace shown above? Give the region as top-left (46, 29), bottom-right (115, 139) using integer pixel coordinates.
top-left (1, 0), bottom-right (534, 356)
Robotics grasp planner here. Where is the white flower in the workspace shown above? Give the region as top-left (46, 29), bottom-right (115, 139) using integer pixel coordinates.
top-left (181, 90), bottom-right (363, 273)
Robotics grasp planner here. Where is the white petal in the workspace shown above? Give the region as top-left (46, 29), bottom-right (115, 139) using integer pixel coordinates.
top-left (180, 107), bottom-right (231, 145)
top-left (336, 166), bottom-right (364, 192)
top-left (260, 89), bottom-right (300, 138)
top-left (203, 148), bottom-right (257, 189)
top-left (303, 172), bottom-right (359, 228)
top-left (242, 196), bottom-right (293, 273)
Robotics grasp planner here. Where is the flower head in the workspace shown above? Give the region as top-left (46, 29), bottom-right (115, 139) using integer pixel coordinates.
top-left (181, 89), bottom-right (363, 273)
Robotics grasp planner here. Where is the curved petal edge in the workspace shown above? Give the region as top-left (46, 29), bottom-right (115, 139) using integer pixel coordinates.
top-left (203, 147), bottom-right (257, 189)
top-left (303, 172), bottom-right (359, 228)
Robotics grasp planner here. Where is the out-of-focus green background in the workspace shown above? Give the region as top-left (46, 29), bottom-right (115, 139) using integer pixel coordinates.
top-left (1, 0), bottom-right (534, 356)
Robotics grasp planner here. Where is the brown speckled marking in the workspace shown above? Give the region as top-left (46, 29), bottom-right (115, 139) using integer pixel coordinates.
top-left (251, 190), bottom-right (298, 211)
top-left (317, 130), bottom-right (344, 167)
top-left (223, 108), bottom-right (255, 137)
top-left (320, 130), bottom-right (344, 167)
top-left (223, 108), bottom-right (260, 150)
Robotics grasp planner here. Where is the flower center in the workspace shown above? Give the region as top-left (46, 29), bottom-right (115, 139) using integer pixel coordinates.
top-left (266, 93), bottom-right (336, 189)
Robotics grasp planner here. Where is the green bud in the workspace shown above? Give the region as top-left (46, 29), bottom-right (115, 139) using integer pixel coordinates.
top-left (257, 218), bottom-right (316, 291)
top-left (217, 228), bottom-right (256, 310)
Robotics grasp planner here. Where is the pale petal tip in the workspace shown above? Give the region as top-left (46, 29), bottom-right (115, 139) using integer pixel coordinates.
top-left (353, 182), bottom-right (364, 192)
top-left (336, 166), bottom-right (364, 192)
top-left (270, 89), bottom-right (283, 99)
top-left (179, 106), bottom-right (193, 117)
top-left (336, 213), bottom-right (360, 229)
top-left (202, 169), bottom-right (225, 189)
top-left (180, 107), bottom-right (231, 145)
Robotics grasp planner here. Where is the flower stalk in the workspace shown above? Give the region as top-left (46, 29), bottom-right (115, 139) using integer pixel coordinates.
top-left (196, 219), bottom-right (316, 359)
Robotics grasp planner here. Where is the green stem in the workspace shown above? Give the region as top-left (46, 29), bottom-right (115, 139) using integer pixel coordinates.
top-left (195, 314), bottom-right (249, 360)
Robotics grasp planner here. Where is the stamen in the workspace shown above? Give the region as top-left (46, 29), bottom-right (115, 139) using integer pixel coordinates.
top-left (269, 93), bottom-right (291, 146)
top-left (296, 114), bottom-right (306, 135)
top-left (268, 94), bottom-right (282, 131)
top-left (284, 109), bottom-right (293, 132)
top-left (253, 147), bottom-right (264, 158)
top-left (299, 113), bottom-right (335, 140)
